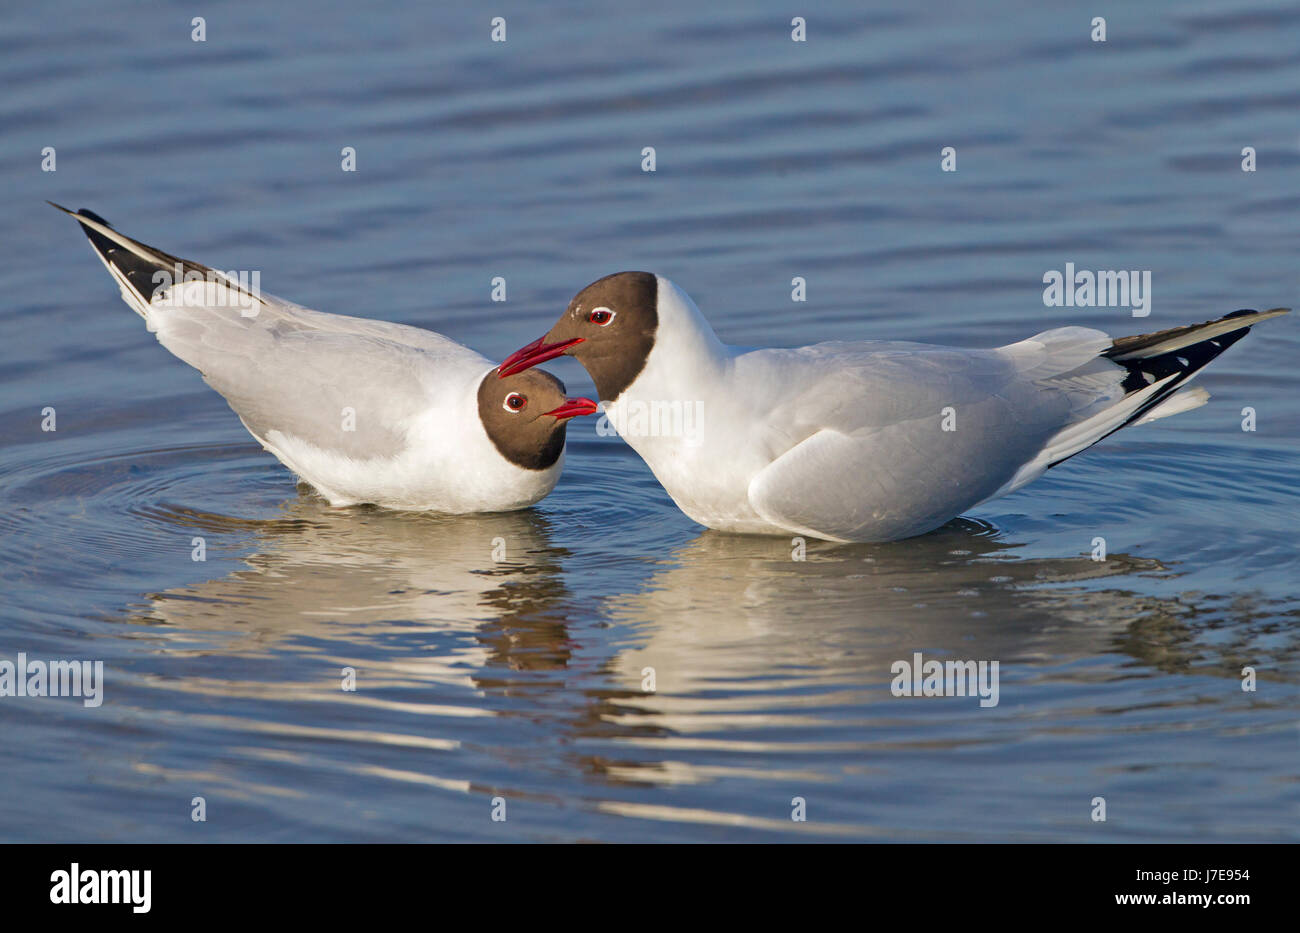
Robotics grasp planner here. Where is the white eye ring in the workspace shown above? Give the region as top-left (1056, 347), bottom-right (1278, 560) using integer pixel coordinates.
top-left (503, 392), bottom-right (527, 413)
top-left (589, 306), bottom-right (616, 325)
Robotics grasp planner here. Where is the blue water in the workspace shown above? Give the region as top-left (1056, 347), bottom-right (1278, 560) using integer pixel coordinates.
top-left (1, 0), bottom-right (1298, 841)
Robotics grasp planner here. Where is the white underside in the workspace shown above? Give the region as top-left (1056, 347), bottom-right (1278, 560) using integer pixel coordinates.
top-left (252, 420), bottom-right (563, 514)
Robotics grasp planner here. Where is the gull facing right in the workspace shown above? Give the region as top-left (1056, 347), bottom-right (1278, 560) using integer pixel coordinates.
top-left (500, 272), bottom-right (1288, 543)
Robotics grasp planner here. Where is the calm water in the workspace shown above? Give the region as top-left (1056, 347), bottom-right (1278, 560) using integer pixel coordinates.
top-left (3, 0), bottom-right (1299, 842)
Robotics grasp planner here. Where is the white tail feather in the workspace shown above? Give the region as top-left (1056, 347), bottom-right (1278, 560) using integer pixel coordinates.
top-left (1134, 386), bottom-right (1210, 425)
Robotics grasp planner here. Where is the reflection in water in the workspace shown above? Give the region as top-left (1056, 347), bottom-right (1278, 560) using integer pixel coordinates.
top-left (1, 423), bottom-right (1293, 842)
top-left (132, 494), bottom-right (577, 686)
top-left (122, 496), bottom-right (1300, 824)
top-left (136, 504), bottom-right (1169, 691)
top-left (604, 520), bottom-right (1169, 696)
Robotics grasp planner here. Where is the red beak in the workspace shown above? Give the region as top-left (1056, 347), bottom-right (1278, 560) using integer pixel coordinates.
top-left (542, 397), bottom-right (599, 421)
top-left (498, 336), bottom-right (585, 377)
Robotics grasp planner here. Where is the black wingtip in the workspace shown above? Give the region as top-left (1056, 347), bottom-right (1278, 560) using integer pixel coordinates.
top-left (1225, 307), bottom-right (1290, 319)
top-left (77, 208), bottom-right (113, 227)
top-left (47, 201), bottom-right (114, 228)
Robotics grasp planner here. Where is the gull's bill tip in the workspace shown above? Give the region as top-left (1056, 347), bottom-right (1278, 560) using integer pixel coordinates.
top-left (499, 336), bottom-right (585, 377)
top-left (543, 397), bottom-right (599, 420)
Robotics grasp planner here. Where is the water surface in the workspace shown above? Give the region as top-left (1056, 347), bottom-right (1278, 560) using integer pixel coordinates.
top-left (2, 0), bottom-right (1299, 841)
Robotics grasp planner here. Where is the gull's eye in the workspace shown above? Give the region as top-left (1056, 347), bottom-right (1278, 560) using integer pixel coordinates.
top-left (589, 307), bottom-right (615, 325)
top-left (503, 392), bottom-right (527, 412)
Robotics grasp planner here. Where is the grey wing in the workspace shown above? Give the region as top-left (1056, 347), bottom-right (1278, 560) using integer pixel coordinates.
top-left (159, 304), bottom-right (480, 460)
top-left (745, 328), bottom-right (1146, 541)
top-left (56, 204), bottom-right (483, 459)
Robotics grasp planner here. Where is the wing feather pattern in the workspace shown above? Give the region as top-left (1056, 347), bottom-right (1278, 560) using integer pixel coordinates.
top-left (746, 310), bottom-right (1287, 541)
top-left (53, 203), bottom-right (487, 461)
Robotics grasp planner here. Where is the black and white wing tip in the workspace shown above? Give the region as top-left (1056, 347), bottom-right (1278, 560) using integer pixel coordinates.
top-left (1104, 307), bottom-right (1289, 408)
top-left (49, 202), bottom-right (262, 318)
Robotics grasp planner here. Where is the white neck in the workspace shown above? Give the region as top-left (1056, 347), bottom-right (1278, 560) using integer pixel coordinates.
top-left (627, 277), bottom-right (730, 398)
top-left (602, 277), bottom-right (732, 463)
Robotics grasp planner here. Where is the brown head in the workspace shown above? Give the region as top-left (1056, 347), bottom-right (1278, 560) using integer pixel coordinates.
top-left (477, 367), bottom-right (597, 471)
top-left (497, 271), bottom-right (659, 402)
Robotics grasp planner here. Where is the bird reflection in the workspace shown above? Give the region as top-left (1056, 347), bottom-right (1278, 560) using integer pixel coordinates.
top-left (130, 493), bottom-right (577, 690)
top-left (549, 519), bottom-right (1298, 790)
top-left (597, 518), bottom-right (1173, 696)
top-left (123, 497), bottom-right (1295, 800)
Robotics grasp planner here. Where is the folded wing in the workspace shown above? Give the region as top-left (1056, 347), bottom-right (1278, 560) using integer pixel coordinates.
top-left (53, 203), bottom-right (486, 462)
top-left (747, 311), bottom-right (1286, 542)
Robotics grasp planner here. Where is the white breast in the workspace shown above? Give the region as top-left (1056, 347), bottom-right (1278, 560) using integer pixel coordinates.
top-left (256, 362), bottom-right (563, 513)
top-left (602, 278), bottom-right (777, 531)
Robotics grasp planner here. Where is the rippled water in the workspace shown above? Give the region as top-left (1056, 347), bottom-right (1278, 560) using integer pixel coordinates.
top-left (3, 1), bottom-right (1299, 841)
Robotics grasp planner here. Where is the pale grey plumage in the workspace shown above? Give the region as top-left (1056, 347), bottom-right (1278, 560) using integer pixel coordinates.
top-left (512, 273), bottom-right (1287, 542)
top-left (52, 203), bottom-right (585, 513)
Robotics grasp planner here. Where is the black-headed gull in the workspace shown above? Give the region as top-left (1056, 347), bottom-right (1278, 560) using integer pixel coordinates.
top-left (52, 204), bottom-right (596, 513)
top-left (500, 272), bottom-right (1288, 542)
